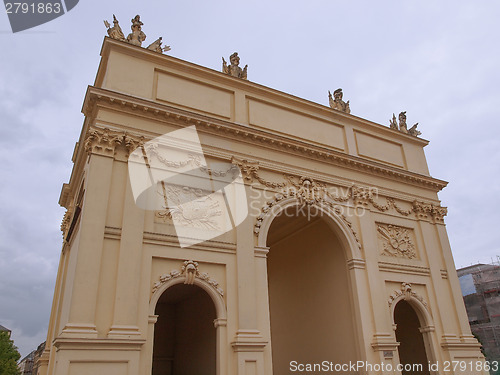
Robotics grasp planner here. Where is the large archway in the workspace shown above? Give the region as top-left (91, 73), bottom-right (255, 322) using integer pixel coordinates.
top-left (152, 283), bottom-right (217, 375)
top-left (394, 300), bottom-right (430, 375)
top-left (265, 204), bottom-right (359, 373)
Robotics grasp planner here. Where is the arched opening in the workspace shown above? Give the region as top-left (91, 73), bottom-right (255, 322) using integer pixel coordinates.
top-left (266, 205), bottom-right (359, 374)
top-left (394, 300), bottom-right (430, 375)
top-left (152, 283), bottom-right (217, 375)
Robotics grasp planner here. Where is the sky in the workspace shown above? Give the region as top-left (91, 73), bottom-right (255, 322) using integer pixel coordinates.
top-left (0, 0), bottom-right (499, 357)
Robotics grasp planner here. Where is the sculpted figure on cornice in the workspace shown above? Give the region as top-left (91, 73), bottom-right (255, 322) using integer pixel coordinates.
top-left (390, 111), bottom-right (421, 137)
top-left (104, 14), bottom-right (171, 54)
top-left (328, 88), bottom-right (351, 114)
top-left (127, 15), bottom-right (146, 47)
top-left (222, 52), bottom-right (248, 79)
top-left (104, 14), bottom-right (126, 41)
top-left (147, 37), bottom-right (171, 53)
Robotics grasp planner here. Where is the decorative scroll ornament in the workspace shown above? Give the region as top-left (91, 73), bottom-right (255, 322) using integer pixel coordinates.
top-left (388, 282), bottom-right (428, 308)
top-left (222, 52), bottom-right (248, 79)
top-left (390, 111), bottom-right (421, 137)
top-left (104, 14), bottom-right (171, 54)
top-left (328, 88), bottom-right (351, 114)
top-left (152, 260), bottom-right (224, 297)
top-left (232, 158), bottom-right (447, 224)
top-left (377, 224), bottom-right (416, 259)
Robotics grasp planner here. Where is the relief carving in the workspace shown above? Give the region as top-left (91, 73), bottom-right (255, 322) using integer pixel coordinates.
top-left (155, 184), bottom-right (223, 230)
top-left (377, 224), bottom-right (417, 259)
top-left (152, 260), bottom-right (224, 297)
top-left (84, 127), bottom-right (145, 157)
top-left (388, 282), bottom-right (428, 309)
top-left (253, 177), bottom-right (362, 249)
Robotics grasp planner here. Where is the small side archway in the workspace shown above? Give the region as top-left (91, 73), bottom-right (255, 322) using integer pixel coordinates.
top-left (148, 263), bottom-right (227, 375)
top-left (389, 284), bottom-right (437, 374)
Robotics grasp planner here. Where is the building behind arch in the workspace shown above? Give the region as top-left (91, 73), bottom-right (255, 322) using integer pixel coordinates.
top-left (38, 36), bottom-right (486, 374)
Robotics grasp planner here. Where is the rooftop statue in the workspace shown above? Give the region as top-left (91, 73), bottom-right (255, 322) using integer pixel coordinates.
top-left (127, 15), bottom-right (146, 47)
top-left (147, 37), bottom-right (171, 54)
top-left (104, 14), bottom-right (125, 41)
top-left (328, 88), bottom-right (351, 114)
top-left (222, 52), bottom-right (248, 79)
top-left (390, 111), bottom-right (421, 137)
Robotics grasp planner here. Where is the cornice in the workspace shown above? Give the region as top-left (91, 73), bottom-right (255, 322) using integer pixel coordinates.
top-left (82, 86), bottom-right (447, 193)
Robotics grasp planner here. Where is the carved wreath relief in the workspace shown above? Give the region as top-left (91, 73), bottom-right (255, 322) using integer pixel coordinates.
top-left (377, 223), bottom-right (417, 259)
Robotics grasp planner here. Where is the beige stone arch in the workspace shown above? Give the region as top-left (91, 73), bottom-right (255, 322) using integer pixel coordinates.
top-left (148, 264), bottom-right (228, 375)
top-left (256, 195), bottom-right (367, 366)
top-left (256, 195), bottom-right (363, 261)
top-left (389, 283), bottom-right (438, 368)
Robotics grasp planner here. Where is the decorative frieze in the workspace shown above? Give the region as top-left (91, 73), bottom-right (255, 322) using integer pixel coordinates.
top-left (152, 260), bottom-right (224, 297)
top-left (377, 223), bottom-right (417, 259)
top-left (233, 158), bottom-right (447, 224)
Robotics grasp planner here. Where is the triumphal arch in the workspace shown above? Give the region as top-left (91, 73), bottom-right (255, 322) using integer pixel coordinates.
top-left (39, 16), bottom-right (486, 375)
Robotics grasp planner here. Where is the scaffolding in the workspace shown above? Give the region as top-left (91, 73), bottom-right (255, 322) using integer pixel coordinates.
top-left (458, 259), bottom-right (500, 363)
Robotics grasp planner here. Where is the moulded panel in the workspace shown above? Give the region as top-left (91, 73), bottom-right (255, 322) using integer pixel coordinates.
top-left (155, 71), bottom-right (233, 119)
top-left (248, 99), bottom-right (346, 151)
top-left (354, 130), bottom-right (406, 168)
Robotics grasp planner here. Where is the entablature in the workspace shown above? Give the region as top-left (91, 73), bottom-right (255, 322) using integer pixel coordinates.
top-left (80, 87), bottom-right (447, 192)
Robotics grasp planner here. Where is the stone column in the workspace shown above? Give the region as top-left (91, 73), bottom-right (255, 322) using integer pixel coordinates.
top-left (231, 214), bottom-right (267, 373)
top-left (61, 146), bottom-right (115, 338)
top-left (357, 212), bottom-right (398, 362)
top-left (108, 170), bottom-right (147, 339)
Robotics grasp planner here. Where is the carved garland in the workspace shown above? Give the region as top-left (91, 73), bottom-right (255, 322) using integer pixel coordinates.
top-left (152, 260), bottom-right (224, 297)
top-left (81, 129), bottom-right (447, 226)
top-left (233, 157), bottom-right (447, 224)
top-left (388, 282), bottom-right (428, 309)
